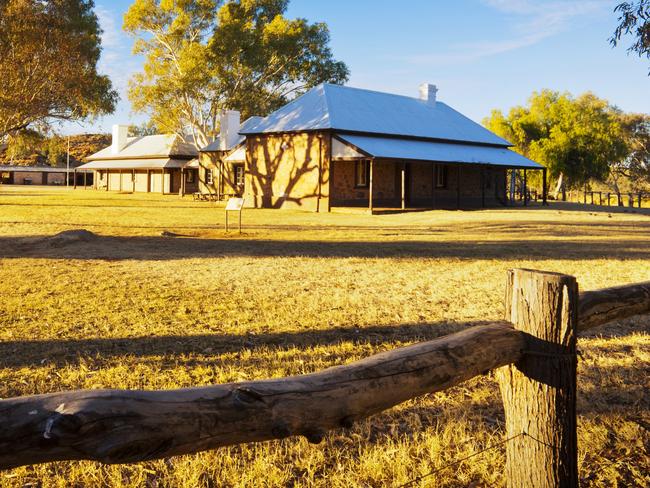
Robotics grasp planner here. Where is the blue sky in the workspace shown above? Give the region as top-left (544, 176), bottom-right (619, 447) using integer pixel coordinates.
top-left (60, 0), bottom-right (649, 135)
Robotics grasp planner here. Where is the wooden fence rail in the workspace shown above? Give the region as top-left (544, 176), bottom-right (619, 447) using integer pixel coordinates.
top-left (1, 271), bottom-right (649, 486)
top-left (578, 190), bottom-right (646, 208)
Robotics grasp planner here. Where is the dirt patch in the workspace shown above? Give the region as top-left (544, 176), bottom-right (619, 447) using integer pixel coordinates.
top-left (19, 229), bottom-right (100, 250)
top-left (45, 229), bottom-right (97, 247)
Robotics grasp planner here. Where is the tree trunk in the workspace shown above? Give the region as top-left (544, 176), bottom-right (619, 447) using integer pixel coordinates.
top-left (552, 173), bottom-right (566, 201)
top-left (497, 269), bottom-right (579, 488)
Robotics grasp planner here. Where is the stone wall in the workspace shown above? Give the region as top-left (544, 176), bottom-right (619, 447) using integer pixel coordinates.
top-left (45, 172), bottom-right (66, 185)
top-left (245, 132), bottom-right (330, 212)
top-left (331, 160), bottom-right (399, 206)
top-left (198, 151), bottom-right (241, 196)
top-left (331, 160), bottom-right (507, 209)
top-left (12, 171), bottom-right (44, 185)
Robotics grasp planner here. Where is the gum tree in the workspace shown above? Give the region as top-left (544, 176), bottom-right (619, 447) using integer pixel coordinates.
top-left (484, 90), bottom-right (628, 199)
top-left (611, 1), bottom-right (650, 73)
top-left (0, 0), bottom-right (117, 140)
top-left (124, 0), bottom-right (349, 148)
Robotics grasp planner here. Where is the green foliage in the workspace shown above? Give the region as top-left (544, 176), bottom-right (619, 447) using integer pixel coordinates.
top-left (483, 90), bottom-right (628, 190)
top-left (612, 113), bottom-right (650, 189)
top-left (128, 122), bottom-right (160, 137)
top-left (0, 0), bottom-right (118, 139)
top-left (611, 1), bottom-right (650, 73)
top-left (46, 136), bottom-right (68, 167)
top-left (124, 0), bottom-right (349, 148)
top-left (5, 129), bottom-right (46, 162)
top-left (210, 0), bottom-right (349, 117)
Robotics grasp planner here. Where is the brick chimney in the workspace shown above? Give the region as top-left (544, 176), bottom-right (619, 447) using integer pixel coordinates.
top-left (418, 83), bottom-right (438, 106)
top-left (219, 110), bottom-right (241, 151)
top-left (111, 124), bottom-right (129, 155)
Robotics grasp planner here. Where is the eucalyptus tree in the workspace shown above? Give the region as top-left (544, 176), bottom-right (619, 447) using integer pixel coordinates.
top-left (611, 1), bottom-right (650, 73)
top-left (483, 91), bottom-right (628, 198)
top-left (124, 0), bottom-right (349, 148)
top-left (0, 0), bottom-right (117, 140)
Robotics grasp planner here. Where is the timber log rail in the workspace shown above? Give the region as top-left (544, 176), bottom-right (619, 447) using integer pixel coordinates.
top-left (1, 269), bottom-right (649, 487)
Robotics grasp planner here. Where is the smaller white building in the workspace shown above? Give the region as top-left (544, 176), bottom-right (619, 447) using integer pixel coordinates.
top-left (78, 128), bottom-right (198, 194)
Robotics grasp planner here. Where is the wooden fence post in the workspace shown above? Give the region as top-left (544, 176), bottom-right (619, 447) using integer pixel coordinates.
top-left (497, 269), bottom-right (578, 488)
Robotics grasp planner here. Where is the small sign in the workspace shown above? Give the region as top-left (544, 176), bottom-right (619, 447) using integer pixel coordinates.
top-left (225, 197), bottom-right (244, 234)
top-left (225, 197), bottom-right (244, 211)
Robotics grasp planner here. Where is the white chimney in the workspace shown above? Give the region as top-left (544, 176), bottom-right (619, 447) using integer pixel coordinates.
top-left (219, 110), bottom-right (241, 151)
top-left (111, 124), bottom-right (129, 155)
top-left (419, 83), bottom-right (438, 106)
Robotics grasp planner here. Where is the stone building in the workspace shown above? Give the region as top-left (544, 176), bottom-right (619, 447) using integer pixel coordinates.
top-left (197, 113), bottom-right (263, 198)
top-left (76, 83), bottom-right (544, 211)
top-left (238, 83), bottom-right (544, 212)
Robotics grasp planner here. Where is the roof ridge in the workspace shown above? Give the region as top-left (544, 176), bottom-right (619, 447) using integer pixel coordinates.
top-left (322, 82), bottom-right (436, 104)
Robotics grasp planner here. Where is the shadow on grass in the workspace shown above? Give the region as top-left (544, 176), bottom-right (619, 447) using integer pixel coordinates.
top-left (2, 234), bottom-right (650, 260)
top-left (0, 321), bottom-right (477, 368)
top-left (1, 320), bottom-right (646, 427)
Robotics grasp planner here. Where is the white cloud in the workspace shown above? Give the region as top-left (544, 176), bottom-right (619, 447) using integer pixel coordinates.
top-left (95, 6), bottom-right (121, 50)
top-left (408, 0), bottom-right (610, 65)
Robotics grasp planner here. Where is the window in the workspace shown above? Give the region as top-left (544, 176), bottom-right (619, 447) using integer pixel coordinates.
top-left (354, 160), bottom-right (370, 188)
top-left (435, 165), bottom-right (448, 188)
top-left (186, 170), bottom-right (195, 183)
top-left (206, 168), bottom-right (214, 185)
top-left (233, 164), bottom-right (245, 187)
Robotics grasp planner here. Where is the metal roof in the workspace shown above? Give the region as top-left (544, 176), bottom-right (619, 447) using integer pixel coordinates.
top-left (77, 158), bottom-right (191, 170)
top-left (87, 134), bottom-right (197, 161)
top-left (224, 145), bottom-right (246, 162)
top-left (336, 134), bottom-right (543, 169)
top-left (201, 135), bottom-right (244, 153)
top-left (240, 83), bottom-right (511, 147)
top-left (0, 165), bottom-right (71, 173)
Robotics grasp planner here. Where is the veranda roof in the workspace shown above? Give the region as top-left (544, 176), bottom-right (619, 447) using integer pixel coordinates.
top-left (334, 134), bottom-right (542, 169)
top-left (223, 145), bottom-right (246, 162)
top-left (0, 165), bottom-right (72, 173)
top-left (77, 158), bottom-right (191, 170)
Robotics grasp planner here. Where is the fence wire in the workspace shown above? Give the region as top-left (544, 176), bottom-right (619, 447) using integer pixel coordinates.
top-left (394, 430), bottom-right (573, 488)
top-left (395, 432), bottom-right (523, 488)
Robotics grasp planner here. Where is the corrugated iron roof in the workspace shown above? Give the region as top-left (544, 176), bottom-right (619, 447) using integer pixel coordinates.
top-left (77, 158), bottom-right (191, 170)
top-left (240, 84), bottom-right (511, 147)
top-left (224, 146), bottom-right (246, 162)
top-left (201, 135), bottom-right (244, 153)
top-left (0, 165), bottom-right (71, 173)
top-left (87, 134), bottom-right (197, 161)
top-left (336, 134), bottom-right (542, 169)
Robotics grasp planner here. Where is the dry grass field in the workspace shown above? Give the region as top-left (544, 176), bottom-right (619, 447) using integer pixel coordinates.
top-left (0, 185), bottom-right (648, 487)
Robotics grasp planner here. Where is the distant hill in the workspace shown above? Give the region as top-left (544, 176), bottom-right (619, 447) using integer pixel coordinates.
top-left (0, 133), bottom-right (110, 167)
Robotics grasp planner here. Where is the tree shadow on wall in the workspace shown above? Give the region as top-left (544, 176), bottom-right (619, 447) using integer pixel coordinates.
top-left (247, 133), bottom-right (326, 209)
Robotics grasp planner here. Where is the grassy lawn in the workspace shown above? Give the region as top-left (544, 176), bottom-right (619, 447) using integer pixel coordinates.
top-left (0, 185), bottom-right (648, 487)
